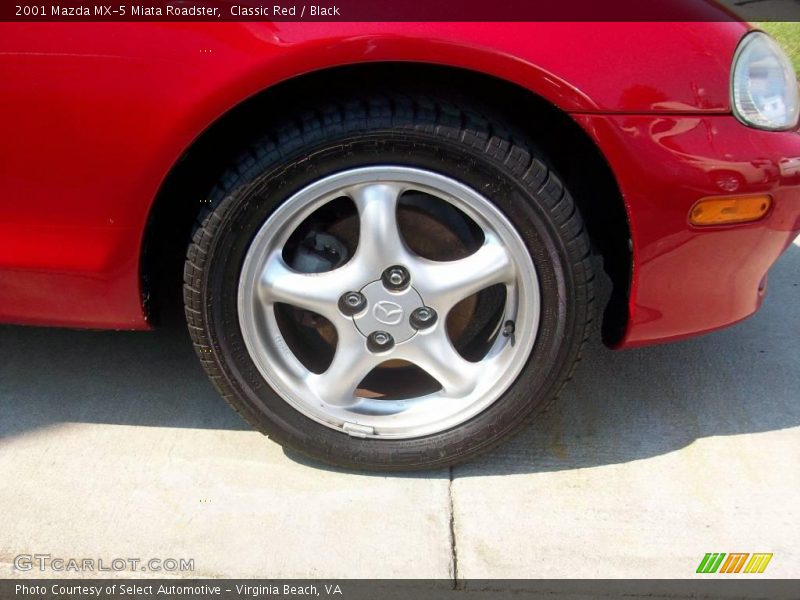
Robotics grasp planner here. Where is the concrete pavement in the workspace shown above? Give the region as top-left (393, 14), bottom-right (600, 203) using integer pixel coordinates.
top-left (1, 236), bottom-right (798, 580)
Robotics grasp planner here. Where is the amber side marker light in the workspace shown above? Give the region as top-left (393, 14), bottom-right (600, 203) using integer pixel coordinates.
top-left (689, 195), bottom-right (772, 226)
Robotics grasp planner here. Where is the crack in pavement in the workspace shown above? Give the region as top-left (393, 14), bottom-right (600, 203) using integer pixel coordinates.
top-left (447, 465), bottom-right (459, 588)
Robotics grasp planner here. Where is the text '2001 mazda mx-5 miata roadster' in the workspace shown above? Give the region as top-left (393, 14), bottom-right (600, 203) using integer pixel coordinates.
top-left (1, 14), bottom-right (799, 469)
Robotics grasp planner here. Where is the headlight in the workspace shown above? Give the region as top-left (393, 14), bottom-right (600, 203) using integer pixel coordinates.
top-left (731, 31), bottom-right (799, 131)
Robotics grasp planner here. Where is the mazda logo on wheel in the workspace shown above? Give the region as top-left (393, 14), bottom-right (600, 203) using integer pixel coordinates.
top-left (373, 301), bottom-right (404, 325)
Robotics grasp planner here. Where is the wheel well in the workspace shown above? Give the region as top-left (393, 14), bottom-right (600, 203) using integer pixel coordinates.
top-left (142, 63), bottom-right (631, 345)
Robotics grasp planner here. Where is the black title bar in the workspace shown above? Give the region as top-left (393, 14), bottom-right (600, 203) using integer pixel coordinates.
top-left (2, 0), bottom-right (800, 22)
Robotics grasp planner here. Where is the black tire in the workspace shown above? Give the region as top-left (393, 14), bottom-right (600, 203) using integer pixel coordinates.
top-left (183, 93), bottom-right (595, 470)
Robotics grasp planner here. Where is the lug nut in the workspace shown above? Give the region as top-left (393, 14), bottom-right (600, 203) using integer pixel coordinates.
top-left (367, 331), bottom-right (395, 353)
top-left (410, 306), bottom-right (438, 330)
top-left (382, 265), bottom-right (410, 291)
top-left (338, 291), bottom-right (366, 316)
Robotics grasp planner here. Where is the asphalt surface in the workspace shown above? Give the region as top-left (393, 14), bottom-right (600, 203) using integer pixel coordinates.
top-left (1, 236), bottom-right (798, 581)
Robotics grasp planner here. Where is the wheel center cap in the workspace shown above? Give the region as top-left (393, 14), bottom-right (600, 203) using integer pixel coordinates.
top-left (353, 280), bottom-right (424, 343)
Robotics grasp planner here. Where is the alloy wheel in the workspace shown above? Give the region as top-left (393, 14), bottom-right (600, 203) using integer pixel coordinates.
top-left (237, 166), bottom-right (540, 439)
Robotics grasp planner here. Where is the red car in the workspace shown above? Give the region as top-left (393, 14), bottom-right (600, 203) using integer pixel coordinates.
top-left (1, 17), bottom-right (799, 470)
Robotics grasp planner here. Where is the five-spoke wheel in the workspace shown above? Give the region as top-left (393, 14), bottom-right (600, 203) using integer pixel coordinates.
top-left (238, 167), bottom-right (540, 439)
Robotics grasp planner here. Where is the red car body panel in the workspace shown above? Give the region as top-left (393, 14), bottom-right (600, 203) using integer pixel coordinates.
top-left (576, 114), bottom-right (800, 346)
top-left (1, 21), bottom-right (799, 346)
